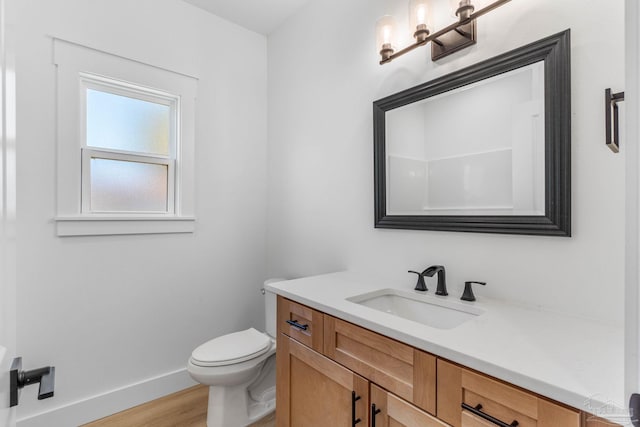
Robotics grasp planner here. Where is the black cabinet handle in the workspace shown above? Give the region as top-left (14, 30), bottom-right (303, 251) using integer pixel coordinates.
top-left (285, 319), bottom-right (308, 331)
top-left (462, 403), bottom-right (519, 427)
top-left (371, 403), bottom-right (381, 427)
top-left (352, 391), bottom-right (362, 426)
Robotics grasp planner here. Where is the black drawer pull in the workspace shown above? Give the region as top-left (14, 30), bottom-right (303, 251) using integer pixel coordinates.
top-left (286, 319), bottom-right (308, 331)
top-left (352, 391), bottom-right (362, 426)
top-left (371, 403), bottom-right (382, 427)
top-left (462, 403), bottom-right (519, 427)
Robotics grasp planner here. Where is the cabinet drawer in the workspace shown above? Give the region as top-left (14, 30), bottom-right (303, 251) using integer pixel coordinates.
top-left (438, 359), bottom-right (580, 427)
top-left (324, 315), bottom-right (436, 415)
top-left (277, 296), bottom-right (324, 353)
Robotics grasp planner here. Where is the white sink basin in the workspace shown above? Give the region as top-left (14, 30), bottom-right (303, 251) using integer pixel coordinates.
top-left (347, 288), bottom-right (483, 329)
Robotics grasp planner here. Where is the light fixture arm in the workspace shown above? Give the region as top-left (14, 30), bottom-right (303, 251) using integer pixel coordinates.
top-left (380, 0), bottom-right (512, 65)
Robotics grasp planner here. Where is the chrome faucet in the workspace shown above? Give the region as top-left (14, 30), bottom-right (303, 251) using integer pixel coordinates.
top-left (423, 265), bottom-right (448, 296)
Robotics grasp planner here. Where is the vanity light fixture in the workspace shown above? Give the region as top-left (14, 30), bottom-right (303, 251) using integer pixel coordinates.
top-left (376, 0), bottom-right (511, 64)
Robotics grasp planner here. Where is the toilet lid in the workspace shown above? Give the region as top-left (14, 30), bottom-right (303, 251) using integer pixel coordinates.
top-left (191, 328), bottom-right (272, 367)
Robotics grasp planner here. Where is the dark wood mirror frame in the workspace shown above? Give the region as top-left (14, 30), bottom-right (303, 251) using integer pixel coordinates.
top-left (373, 30), bottom-right (571, 236)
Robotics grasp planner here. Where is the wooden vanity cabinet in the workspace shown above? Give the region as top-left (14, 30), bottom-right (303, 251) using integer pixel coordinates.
top-left (437, 359), bottom-right (581, 427)
top-left (276, 296), bottom-right (619, 427)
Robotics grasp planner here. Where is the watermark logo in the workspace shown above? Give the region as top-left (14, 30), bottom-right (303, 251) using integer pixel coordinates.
top-left (584, 395), bottom-right (632, 426)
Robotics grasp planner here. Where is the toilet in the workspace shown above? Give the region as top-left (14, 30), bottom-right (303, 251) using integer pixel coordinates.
top-left (187, 281), bottom-right (281, 427)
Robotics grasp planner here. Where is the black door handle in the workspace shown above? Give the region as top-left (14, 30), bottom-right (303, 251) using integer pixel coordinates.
top-left (351, 391), bottom-right (361, 426)
top-left (10, 357), bottom-right (56, 407)
top-left (371, 403), bottom-right (381, 427)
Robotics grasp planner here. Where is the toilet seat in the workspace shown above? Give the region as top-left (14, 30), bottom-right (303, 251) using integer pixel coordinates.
top-left (190, 328), bottom-right (272, 367)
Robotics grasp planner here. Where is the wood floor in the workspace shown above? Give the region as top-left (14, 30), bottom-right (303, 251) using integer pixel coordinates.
top-left (82, 385), bottom-right (275, 427)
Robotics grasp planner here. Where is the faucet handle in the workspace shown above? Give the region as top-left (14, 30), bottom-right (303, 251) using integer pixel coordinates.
top-left (461, 281), bottom-right (486, 302)
top-left (408, 270), bottom-right (428, 292)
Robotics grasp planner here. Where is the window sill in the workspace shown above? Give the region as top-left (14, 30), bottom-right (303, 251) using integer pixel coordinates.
top-left (55, 216), bottom-right (196, 237)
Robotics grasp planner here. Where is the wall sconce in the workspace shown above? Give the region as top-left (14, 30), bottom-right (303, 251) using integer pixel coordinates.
top-left (376, 0), bottom-right (511, 64)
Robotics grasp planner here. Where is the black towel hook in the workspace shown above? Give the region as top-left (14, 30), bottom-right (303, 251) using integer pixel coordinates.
top-left (605, 88), bottom-right (625, 153)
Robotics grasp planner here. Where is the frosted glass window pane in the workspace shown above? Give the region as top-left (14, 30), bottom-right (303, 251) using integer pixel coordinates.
top-left (86, 89), bottom-right (171, 156)
top-left (90, 158), bottom-right (168, 212)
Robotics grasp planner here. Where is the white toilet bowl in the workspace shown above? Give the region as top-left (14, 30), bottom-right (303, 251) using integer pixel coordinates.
top-left (187, 282), bottom-right (283, 427)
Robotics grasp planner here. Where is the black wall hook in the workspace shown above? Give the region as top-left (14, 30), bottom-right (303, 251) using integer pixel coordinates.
top-left (605, 88), bottom-right (625, 153)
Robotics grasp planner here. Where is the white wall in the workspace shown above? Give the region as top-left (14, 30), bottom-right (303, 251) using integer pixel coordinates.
top-left (267, 0), bottom-right (625, 324)
top-left (14, 0), bottom-right (268, 425)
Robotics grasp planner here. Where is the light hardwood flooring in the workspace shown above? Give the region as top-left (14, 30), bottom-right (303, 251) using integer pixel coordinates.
top-left (82, 385), bottom-right (275, 427)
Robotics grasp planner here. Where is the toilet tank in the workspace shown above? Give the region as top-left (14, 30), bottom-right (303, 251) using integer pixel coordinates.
top-left (263, 278), bottom-right (286, 338)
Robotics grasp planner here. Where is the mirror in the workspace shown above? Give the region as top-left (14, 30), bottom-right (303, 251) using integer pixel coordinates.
top-left (374, 30), bottom-right (571, 236)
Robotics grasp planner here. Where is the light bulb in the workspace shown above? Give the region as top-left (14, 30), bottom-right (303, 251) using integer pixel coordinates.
top-left (409, 0), bottom-right (431, 42)
top-left (383, 25), bottom-right (392, 44)
top-left (416, 5), bottom-right (426, 25)
top-left (375, 16), bottom-right (398, 61)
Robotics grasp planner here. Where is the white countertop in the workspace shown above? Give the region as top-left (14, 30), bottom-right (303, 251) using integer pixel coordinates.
top-left (266, 271), bottom-right (627, 424)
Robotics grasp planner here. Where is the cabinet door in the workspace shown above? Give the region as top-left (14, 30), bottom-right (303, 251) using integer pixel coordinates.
top-left (370, 384), bottom-right (448, 427)
top-left (276, 334), bottom-right (369, 427)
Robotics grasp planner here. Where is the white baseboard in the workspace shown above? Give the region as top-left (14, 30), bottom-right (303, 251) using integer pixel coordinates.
top-left (17, 368), bottom-right (197, 427)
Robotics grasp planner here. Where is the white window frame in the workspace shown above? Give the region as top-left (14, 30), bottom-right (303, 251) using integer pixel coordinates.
top-left (53, 39), bottom-right (197, 236)
top-left (79, 74), bottom-right (178, 215)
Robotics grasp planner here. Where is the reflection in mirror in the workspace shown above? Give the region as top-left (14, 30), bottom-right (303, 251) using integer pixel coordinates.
top-left (386, 62), bottom-right (545, 216)
top-left (373, 30), bottom-right (571, 236)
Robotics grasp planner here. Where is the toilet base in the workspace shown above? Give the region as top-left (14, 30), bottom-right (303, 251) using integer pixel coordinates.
top-left (205, 383), bottom-right (275, 427)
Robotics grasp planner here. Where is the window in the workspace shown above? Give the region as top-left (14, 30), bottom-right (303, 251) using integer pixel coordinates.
top-left (53, 39), bottom-right (197, 236)
top-left (81, 75), bottom-right (177, 214)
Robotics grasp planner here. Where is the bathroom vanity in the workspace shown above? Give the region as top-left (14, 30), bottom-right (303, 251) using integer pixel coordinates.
top-left (267, 273), bottom-right (624, 426)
